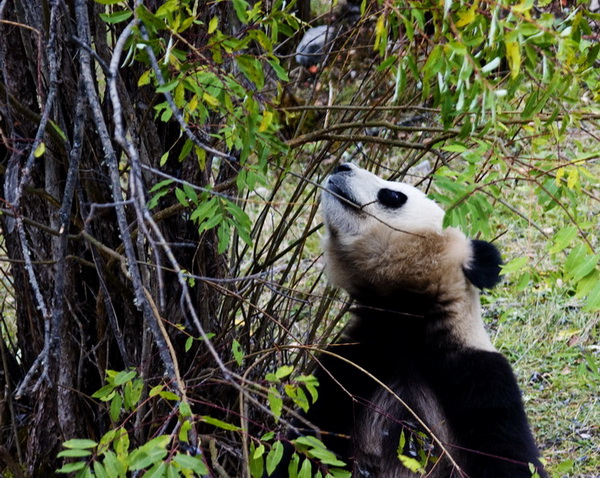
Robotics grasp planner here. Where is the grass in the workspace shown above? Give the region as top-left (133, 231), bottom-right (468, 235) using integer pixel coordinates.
top-left (486, 287), bottom-right (599, 477)
top-left (482, 175), bottom-right (599, 477)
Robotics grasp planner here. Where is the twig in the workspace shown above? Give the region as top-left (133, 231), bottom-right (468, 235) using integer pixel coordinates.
top-left (288, 132), bottom-right (455, 150)
top-left (138, 26), bottom-right (235, 161)
top-left (14, 0), bottom-right (61, 398)
top-left (69, 34), bottom-right (110, 74)
top-left (49, 73), bottom-right (85, 367)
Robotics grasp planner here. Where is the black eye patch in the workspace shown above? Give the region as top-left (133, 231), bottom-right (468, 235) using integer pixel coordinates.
top-left (377, 188), bottom-right (407, 209)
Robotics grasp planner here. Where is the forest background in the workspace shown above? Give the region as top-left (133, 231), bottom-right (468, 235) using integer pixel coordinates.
top-left (0, 0), bottom-right (598, 476)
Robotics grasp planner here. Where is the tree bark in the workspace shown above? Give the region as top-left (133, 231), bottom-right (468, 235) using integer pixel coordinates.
top-left (0, 0), bottom-right (236, 473)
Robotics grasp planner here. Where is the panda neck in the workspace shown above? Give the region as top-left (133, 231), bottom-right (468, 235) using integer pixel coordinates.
top-left (351, 286), bottom-right (495, 353)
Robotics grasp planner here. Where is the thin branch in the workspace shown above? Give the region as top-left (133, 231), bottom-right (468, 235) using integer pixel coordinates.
top-left (14, 0), bottom-right (61, 398)
top-left (50, 74), bottom-right (85, 362)
top-left (288, 132), bottom-right (455, 149)
top-left (138, 26), bottom-right (235, 161)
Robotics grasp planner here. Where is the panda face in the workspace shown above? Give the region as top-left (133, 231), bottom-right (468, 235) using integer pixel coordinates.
top-left (321, 163), bottom-right (445, 241)
top-left (320, 163), bottom-right (475, 301)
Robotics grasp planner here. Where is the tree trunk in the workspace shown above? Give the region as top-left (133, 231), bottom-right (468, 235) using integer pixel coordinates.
top-left (0, 0), bottom-right (237, 473)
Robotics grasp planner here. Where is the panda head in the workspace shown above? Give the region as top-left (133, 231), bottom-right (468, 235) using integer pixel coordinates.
top-left (321, 163), bottom-right (502, 303)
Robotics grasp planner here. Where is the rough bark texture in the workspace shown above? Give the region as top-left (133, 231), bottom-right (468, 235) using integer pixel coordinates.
top-left (0, 0), bottom-right (239, 474)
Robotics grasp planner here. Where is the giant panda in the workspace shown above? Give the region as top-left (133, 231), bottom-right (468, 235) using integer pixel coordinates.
top-left (271, 163), bottom-right (547, 477)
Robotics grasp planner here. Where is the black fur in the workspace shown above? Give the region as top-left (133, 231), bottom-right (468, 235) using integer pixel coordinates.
top-left (269, 288), bottom-right (547, 477)
top-left (464, 239), bottom-right (503, 289)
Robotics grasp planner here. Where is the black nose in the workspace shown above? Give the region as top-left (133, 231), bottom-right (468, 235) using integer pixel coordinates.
top-left (334, 163), bottom-right (353, 174)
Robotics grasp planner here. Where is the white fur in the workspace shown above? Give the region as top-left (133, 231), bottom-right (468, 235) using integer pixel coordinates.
top-left (321, 164), bottom-right (495, 352)
top-left (321, 163), bottom-right (445, 241)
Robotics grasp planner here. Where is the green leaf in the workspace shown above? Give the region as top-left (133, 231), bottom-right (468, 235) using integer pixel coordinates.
top-left (198, 212), bottom-right (222, 233)
top-left (267, 59), bottom-right (289, 82)
top-left (217, 222), bottom-right (231, 254)
top-left (113, 369), bottom-right (137, 386)
top-left (159, 151), bottom-right (169, 166)
top-left (266, 441), bottom-right (284, 476)
top-left (93, 462), bottom-right (109, 478)
top-left (423, 44), bottom-right (443, 78)
top-left (129, 436), bottom-right (171, 470)
top-left (200, 415), bottom-right (242, 431)
top-left (138, 69), bottom-right (152, 87)
top-left (185, 336), bottom-right (194, 352)
top-left (178, 420), bottom-right (192, 443)
top-left (397, 455), bottom-right (425, 473)
top-left (109, 393), bottom-right (122, 422)
top-left (555, 459), bottom-right (574, 473)
top-left (268, 386), bottom-right (283, 421)
top-left (113, 429), bottom-right (130, 457)
top-left (549, 226), bottom-right (578, 254)
top-left (208, 16), bottom-right (219, 34)
top-left (149, 385), bottom-right (164, 398)
top-left (440, 143), bottom-right (467, 153)
top-left (308, 446), bottom-right (346, 467)
top-left (179, 401), bottom-right (192, 418)
top-left (296, 375), bottom-right (319, 404)
top-left (143, 461), bottom-right (167, 478)
top-left (249, 442), bottom-right (264, 478)
top-left (232, 339), bottom-right (244, 366)
top-left (564, 245), bottom-right (600, 282)
top-left (129, 448), bottom-right (168, 471)
top-left (326, 468), bottom-right (352, 478)
top-left (294, 436), bottom-right (325, 449)
top-left (92, 383), bottom-right (116, 400)
top-left (583, 279), bottom-right (600, 312)
top-left (57, 448), bottom-right (93, 458)
top-left (505, 40), bottom-right (521, 79)
top-left (101, 450), bottom-right (123, 476)
top-left (124, 379), bottom-right (143, 411)
top-left (56, 462), bottom-right (87, 473)
top-left (156, 79), bottom-right (179, 94)
top-left (377, 55), bottom-right (397, 72)
top-left (182, 183), bottom-right (198, 205)
top-left (175, 187), bottom-right (189, 207)
top-left (236, 55), bottom-right (265, 89)
top-left (298, 458), bottom-right (312, 478)
top-left (33, 142), bottom-right (45, 158)
top-left (159, 391), bottom-right (180, 401)
top-left (99, 10), bottom-right (133, 24)
top-left (149, 178), bottom-right (174, 193)
top-left (191, 197), bottom-right (217, 224)
top-left (398, 430), bottom-right (406, 454)
top-left (253, 444), bottom-right (265, 460)
top-left (232, 0), bottom-right (249, 23)
top-left (275, 365), bottom-right (294, 379)
top-left (63, 439), bottom-right (98, 449)
top-left (173, 453), bottom-right (209, 474)
top-left (287, 384), bottom-right (309, 412)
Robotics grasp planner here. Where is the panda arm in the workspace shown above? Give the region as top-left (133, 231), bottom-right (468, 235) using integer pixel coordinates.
top-left (427, 349), bottom-right (547, 478)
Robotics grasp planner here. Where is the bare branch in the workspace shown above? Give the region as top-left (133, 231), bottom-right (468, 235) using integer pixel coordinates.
top-left (14, 0), bottom-right (61, 398)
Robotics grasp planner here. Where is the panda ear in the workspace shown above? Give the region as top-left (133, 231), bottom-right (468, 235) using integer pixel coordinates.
top-left (463, 240), bottom-right (503, 289)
